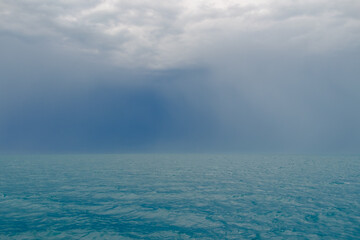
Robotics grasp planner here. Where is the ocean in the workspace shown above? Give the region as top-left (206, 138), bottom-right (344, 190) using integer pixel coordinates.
top-left (0, 154), bottom-right (359, 239)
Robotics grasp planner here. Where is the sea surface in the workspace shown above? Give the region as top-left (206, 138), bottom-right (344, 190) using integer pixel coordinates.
top-left (0, 154), bottom-right (359, 239)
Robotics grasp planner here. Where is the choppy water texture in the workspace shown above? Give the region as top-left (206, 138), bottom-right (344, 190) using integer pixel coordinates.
top-left (0, 154), bottom-right (359, 239)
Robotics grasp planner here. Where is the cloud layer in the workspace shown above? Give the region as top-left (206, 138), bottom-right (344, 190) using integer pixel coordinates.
top-left (1, 0), bottom-right (359, 68)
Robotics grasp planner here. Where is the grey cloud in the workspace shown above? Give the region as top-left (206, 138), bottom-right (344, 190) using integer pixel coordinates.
top-left (1, 0), bottom-right (359, 68)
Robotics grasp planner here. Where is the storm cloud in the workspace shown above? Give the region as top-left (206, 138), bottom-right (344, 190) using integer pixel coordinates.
top-left (1, 0), bottom-right (360, 153)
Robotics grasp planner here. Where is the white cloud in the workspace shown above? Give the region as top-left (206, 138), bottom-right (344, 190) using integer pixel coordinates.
top-left (1, 0), bottom-right (359, 68)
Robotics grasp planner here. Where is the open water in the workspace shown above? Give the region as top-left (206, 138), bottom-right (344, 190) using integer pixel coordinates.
top-left (0, 154), bottom-right (359, 239)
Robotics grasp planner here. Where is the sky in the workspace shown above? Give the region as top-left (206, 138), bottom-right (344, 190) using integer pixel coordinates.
top-left (1, 0), bottom-right (360, 153)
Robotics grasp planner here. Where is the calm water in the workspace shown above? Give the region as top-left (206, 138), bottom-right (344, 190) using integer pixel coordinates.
top-left (0, 154), bottom-right (359, 239)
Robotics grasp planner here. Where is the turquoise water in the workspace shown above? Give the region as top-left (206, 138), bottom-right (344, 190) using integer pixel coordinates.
top-left (0, 154), bottom-right (359, 239)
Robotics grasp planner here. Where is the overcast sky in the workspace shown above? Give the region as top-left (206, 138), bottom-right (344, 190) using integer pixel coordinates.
top-left (1, 0), bottom-right (360, 153)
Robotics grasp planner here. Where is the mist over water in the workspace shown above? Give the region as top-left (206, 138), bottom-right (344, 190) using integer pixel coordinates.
top-left (1, 154), bottom-right (359, 239)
